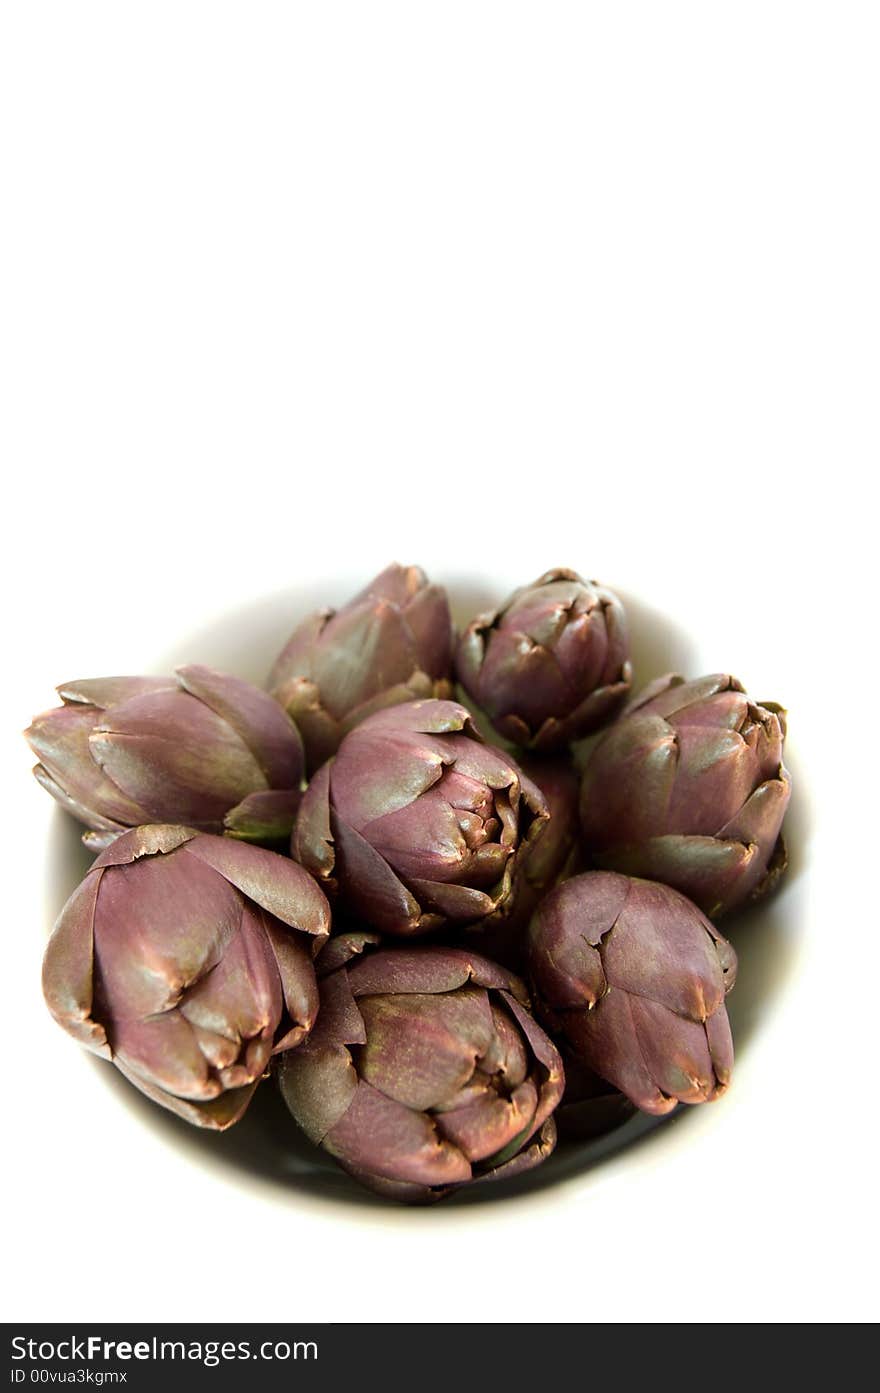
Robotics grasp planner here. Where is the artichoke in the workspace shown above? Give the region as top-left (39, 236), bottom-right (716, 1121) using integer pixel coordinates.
top-left (293, 699), bottom-right (548, 937)
top-left (277, 936), bottom-right (564, 1201)
top-left (26, 665), bottom-right (305, 850)
top-left (580, 673), bottom-right (791, 918)
top-left (528, 871), bottom-right (737, 1115)
top-left (42, 825), bottom-right (330, 1128)
top-left (268, 562), bottom-right (454, 771)
top-left (455, 568), bottom-right (632, 750)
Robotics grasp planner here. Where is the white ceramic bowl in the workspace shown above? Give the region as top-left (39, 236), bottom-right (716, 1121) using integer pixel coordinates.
top-left (39, 575), bottom-right (808, 1222)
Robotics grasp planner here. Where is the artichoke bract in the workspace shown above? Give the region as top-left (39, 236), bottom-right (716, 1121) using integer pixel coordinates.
top-left (42, 825), bottom-right (330, 1129)
top-left (277, 937), bottom-right (564, 1202)
top-left (293, 699), bottom-right (548, 937)
top-left (26, 665), bottom-right (305, 850)
top-left (455, 568), bottom-right (632, 751)
top-left (528, 871), bottom-right (737, 1115)
top-left (579, 673), bottom-right (791, 918)
top-left (471, 756), bottom-right (582, 970)
top-left (268, 562), bottom-right (454, 772)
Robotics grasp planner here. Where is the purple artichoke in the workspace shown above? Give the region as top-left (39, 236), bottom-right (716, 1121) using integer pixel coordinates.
top-left (42, 825), bottom-right (330, 1129)
top-left (277, 936), bottom-right (564, 1202)
top-left (293, 699), bottom-right (548, 937)
top-left (580, 673), bottom-right (791, 918)
top-left (26, 665), bottom-right (305, 850)
top-left (455, 568), bottom-right (632, 750)
top-left (268, 562), bottom-right (454, 771)
top-left (528, 871), bottom-right (737, 1115)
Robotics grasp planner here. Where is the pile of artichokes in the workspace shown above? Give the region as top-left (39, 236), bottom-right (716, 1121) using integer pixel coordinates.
top-left (27, 563), bottom-right (792, 1203)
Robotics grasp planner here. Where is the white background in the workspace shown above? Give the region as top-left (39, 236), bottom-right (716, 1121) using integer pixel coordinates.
top-left (1, 3), bottom-right (876, 1324)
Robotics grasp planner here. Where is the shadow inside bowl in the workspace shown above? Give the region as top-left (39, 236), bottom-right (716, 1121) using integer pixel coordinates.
top-left (43, 582), bottom-right (810, 1210)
